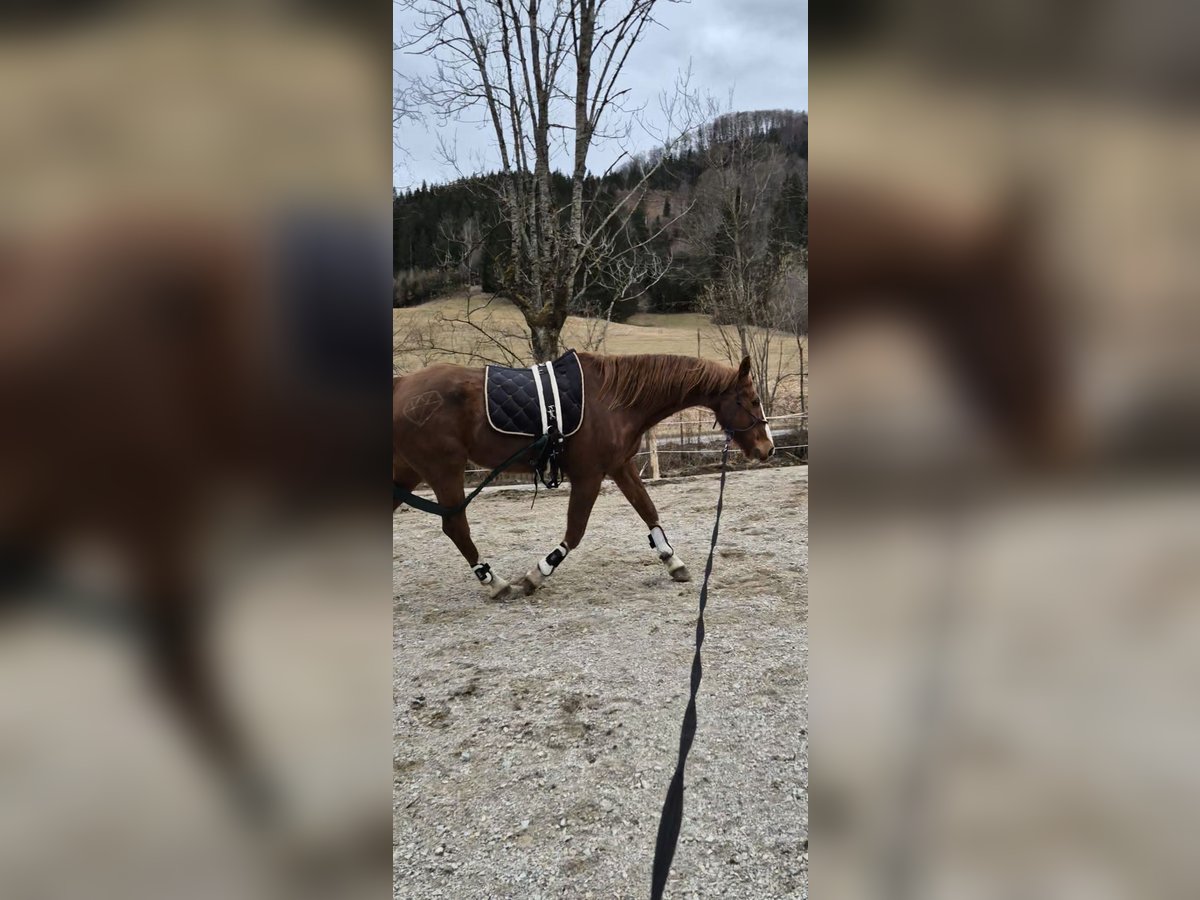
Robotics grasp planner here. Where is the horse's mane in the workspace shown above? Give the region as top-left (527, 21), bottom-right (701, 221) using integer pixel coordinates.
top-left (586, 353), bottom-right (737, 409)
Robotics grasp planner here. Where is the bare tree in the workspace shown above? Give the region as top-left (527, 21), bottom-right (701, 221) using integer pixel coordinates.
top-left (686, 119), bottom-right (807, 414)
top-left (394, 4), bottom-right (420, 185)
top-left (394, 3), bottom-right (418, 143)
top-left (398, 0), bottom-right (697, 361)
top-left (437, 212), bottom-right (485, 284)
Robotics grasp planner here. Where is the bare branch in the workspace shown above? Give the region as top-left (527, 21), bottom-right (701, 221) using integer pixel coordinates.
top-left (398, 0), bottom-right (694, 361)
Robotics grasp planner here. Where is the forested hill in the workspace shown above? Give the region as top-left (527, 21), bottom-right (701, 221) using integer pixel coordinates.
top-left (393, 109), bottom-right (808, 314)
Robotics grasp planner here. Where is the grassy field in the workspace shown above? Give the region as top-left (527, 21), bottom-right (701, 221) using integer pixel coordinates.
top-left (393, 294), bottom-right (807, 414)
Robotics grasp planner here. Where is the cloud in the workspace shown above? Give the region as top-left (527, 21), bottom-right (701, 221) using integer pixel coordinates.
top-left (393, 0), bottom-right (808, 188)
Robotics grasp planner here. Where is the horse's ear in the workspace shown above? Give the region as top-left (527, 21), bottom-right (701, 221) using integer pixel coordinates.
top-left (738, 355), bottom-right (752, 379)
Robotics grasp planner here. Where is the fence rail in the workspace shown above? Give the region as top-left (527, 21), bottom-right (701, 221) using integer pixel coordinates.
top-left (635, 443), bottom-right (808, 457)
top-left (460, 413), bottom-right (807, 478)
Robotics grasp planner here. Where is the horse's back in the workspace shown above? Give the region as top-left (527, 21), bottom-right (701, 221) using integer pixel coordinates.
top-left (393, 362), bottom-right (486, 443)
top-left (393, 362), bottom-right (482, 405)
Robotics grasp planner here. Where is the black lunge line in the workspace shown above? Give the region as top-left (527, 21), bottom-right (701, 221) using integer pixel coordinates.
top-left (650, 436), bottom-right (732, 900)
top-left (393, 433), bottom-right (549, 518)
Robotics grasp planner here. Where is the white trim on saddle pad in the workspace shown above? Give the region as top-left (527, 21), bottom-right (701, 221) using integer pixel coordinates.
top-left (484, 351), bottom-right (586, 438)
top-left (531, 363), bottom-right (550, 435)
top-left (545, 360), bottom-right (565, 430)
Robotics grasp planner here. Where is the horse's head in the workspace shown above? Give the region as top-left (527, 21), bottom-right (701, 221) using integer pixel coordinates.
top-left (714, 356), bottom-right (775, 462)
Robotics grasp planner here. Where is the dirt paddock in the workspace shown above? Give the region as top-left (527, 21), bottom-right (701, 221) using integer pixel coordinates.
top-left (393, 466), bottom-right (808, 899)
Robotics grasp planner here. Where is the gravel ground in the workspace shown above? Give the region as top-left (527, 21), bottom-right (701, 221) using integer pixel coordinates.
top-left (393, 466), bottom-right (808, 899)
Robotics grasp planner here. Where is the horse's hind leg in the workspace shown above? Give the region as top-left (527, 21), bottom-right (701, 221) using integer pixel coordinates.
top-left (427, 476), bottom-right (513, 602)
top-left (611, 460), bottom-right (691, 583)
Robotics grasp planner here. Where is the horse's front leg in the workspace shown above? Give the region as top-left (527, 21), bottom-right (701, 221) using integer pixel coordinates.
top-left (610, 460), bottom-right (691, 583)
top-left (515, 472), bottom-right (602, 596)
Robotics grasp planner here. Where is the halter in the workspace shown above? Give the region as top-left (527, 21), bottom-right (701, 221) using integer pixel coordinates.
top-left (715, 398), bottom-right (768, 438)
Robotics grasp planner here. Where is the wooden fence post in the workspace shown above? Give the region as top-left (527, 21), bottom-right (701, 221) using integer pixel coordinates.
top-left (648, 426), bottom-right (660, 480)
top-left (799, 344), bottom-right (807, 415)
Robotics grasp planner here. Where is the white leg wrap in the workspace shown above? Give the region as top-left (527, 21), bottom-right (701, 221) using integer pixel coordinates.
top-left (520, 542), bottom-right (569, 595)
top-left (650, 527), bottom-right (689, 581)
top-left (649, 526), bottom-right (674, 560)
top-left (537, 542), bottom-right (570, 577)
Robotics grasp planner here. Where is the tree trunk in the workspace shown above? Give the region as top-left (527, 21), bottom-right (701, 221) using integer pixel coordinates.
top-left (530, 323), bottom-right (560, 362)
top-left (404, 0), bottom-right (684, 372)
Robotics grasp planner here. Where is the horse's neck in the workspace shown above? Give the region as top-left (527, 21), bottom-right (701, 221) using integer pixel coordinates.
top-left (627, 384), bottom-right (719, 436)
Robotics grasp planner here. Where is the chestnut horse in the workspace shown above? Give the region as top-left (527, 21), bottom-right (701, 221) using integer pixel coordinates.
top-left (393, 353), bottom-right (775, 600)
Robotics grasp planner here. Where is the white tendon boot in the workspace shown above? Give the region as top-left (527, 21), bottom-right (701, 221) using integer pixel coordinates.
top-left (518, 542), bottom-right (569, 596)
top-left (649, 526), bottom-right (691, 582)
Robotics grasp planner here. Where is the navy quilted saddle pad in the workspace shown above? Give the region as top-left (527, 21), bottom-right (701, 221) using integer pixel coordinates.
top-left (485, 350), bottom-right (585, 438)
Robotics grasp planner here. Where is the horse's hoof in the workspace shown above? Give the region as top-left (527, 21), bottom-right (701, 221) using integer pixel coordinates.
top-left (487, 583), bottom-right (515, 603)
top-left (670, 566), bottom-right (692, 583)
top-left (515, 568), bottom-right (545, 596)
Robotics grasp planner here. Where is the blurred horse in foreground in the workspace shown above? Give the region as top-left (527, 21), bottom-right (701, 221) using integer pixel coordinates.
top-left (813, 180), bottom-right (1074, 472)
top-left (0, 212), bottom-right (383, 813)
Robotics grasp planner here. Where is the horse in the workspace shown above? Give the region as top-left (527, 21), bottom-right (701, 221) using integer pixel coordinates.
top-left (0, 211), bottom-right (382, 815)
top-left (392, 353), bottom-right (776, 601)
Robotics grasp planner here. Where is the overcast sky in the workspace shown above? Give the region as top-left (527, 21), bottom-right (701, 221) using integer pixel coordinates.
top-left (393, 0), bottom-right (808, 189)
